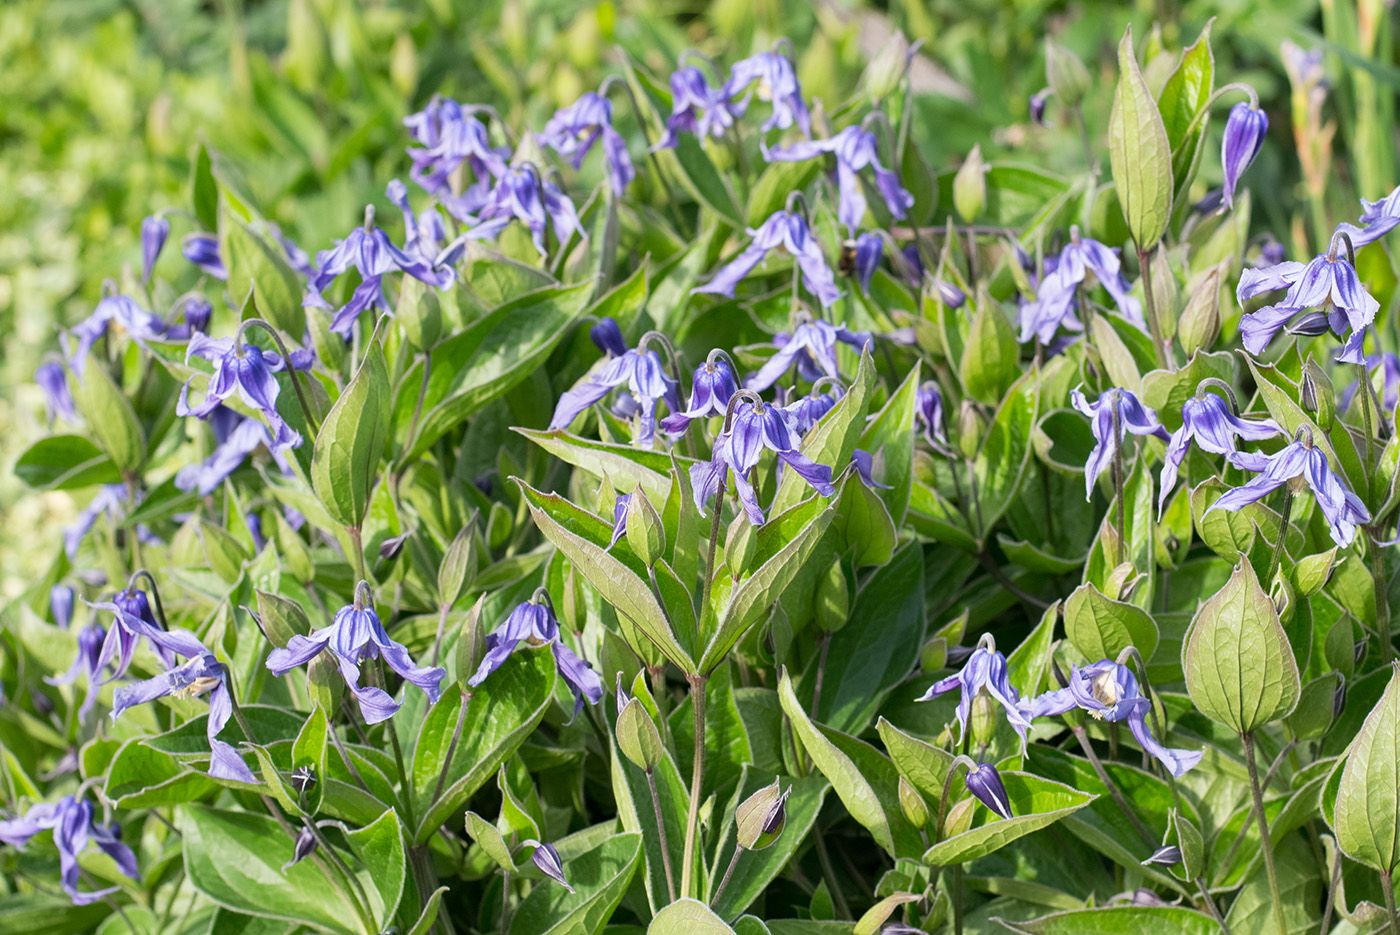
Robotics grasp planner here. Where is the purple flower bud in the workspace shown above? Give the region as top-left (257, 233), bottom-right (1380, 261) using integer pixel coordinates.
top-left (50, 585), bottom-right (75, 630)
top-left (35, 361), bottom-right (75, 424)
top-left (1029, 88), bottom-right (1051, 126)
top-left (851, 232), bottom-right (884, 290)
top-left (525, 839), bottom-right (573, 892)
top-left (141, 215), bottom-right (170, 284)
top-left (290, 764), bottom-right (316, 793)
top-left (1221, 102), bottom-right (1268, 211)
top-left (935, 278), bottom-right (966, 309)
top-left (283, 827), bottom-right (318, 870)
top-left (965, 762), bottom-right (1013, 820)
top-left (183, 297), bottom-right (213, 334)
top-left (1141, 845), bottom-right (1182, 866)
top-left (182, 234), bottom-right (228, 280)
top-left (590, 317), bottom-right (627, 357)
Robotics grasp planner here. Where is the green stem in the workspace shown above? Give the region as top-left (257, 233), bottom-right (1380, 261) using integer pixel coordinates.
top-left (1267, 487), bottom-right (1295, 586)
top-left (813, 830), bottom-right (853, 920)
top-left (347, 526), bottom-right (369, 584)
top-left (645, 768), bottom-right (677, 903)
top-left (679, 673), bottom-right (708, 898)
top-left (1242, 732), bottom-right (1288, 935)
top-left (711, 845), bottom-right (742, 908)
top-left (1071, 725), bottom-right (1154, 848)
top-left (1382, 868), bottom-right (1399, 935)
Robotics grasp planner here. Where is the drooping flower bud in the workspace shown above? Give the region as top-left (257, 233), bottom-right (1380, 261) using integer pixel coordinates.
top-left (50, 585), bottom-right (75, 630)
top-left (284, 827), bottom-right (318, 870)
top-left (964, 762), bottom-right (1013, 820)
top-left (525, 839), bottom-right (574, 892)
top-left (141, 215), bottom-right (170, 285)
top-left (1221, 101), bottom-right (1268, 211)
top-left (735, 780), bottom-right (790, 850)
top-left (1141, 845), bottom-right (1183, 867)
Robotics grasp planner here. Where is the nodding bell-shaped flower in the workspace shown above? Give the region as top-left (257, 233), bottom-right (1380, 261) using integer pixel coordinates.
top-left (660, 352), bottom-right (739, 435)
top-left (1213, 432), bottom-right (1370, 548)
top-left (447, 163), bottom-right (584, 259)
top-left (1020, 660), bottom-right (1203, 777)
top-left (917, 634), bottom-right (1032, 751)
top-left (725, 49), bottom-right (810, 136)
top-left (1236, 231), bottom-right (1380, 364)
top-left (141, 214), bottom-right (170, 285)
top-left (469, 594), bottom-right (603, 717)
top-left (1220, 101), bottom-right (1268, 211)
top-left (780, 382), bottom-right (841, 437)
top-left (0, 796), bottom-right (139, 905)
top-left (1158, 387), bottom-right (1281, 513)
top-left (64, 292), bottom-right (167, 372)
top-left (265, 583), bottom-right (446, 724)
top-left (175, 413), bottom-right (289, 496)
top-left (549, 327), bottom-right (680, 445)
top-left (656, 65), bottom-right (741, 149)
top-left (965, 762), bottom-right (1013, 820)
top-left (1029, 88), bottom-right (1051, 126)
top-left (1071, 387), bottom-right (1169, 501)
top-left (183, 233), bottom-right (228, 280)
top-left (695, 209), bottom-right (841, 308)
top-left (916, 381), bottom-right (947, 449)
top-left (404, 97), bottom-right (508, 217)
top-left (764, 125), bottom-right (913, 233)
top-left (177, 334), bottom-right (306, 452)
top-left (745, 317), bottom-right (872, 392)
top-left (1018, 230), bottom-right (1143, 344)
top-left (89, 587), bottom-right (208, 684)
top-left (538, 89), bottom-right (634, 197)
top-left (1336, 184), bottom-right (1400, 248)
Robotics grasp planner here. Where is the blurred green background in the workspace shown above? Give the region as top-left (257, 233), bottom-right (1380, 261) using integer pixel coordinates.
top-left (1, 0), bottom-right (1391, 597)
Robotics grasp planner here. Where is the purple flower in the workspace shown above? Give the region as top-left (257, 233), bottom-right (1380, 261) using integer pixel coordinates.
top-left (916, 381), bottom-right (946, 448)
top-left (1019, 232), bottom-right (1143, 345)
top-left (781, 383), bottom-right (841, 436)
top-left (113, 646), bottom-right (255, 783)
top-left (696, 210), bottom-right (841, 308)
top-left (850, 449), bottom-right (891, 489)
top-left (270, 224), bottom-right (314, 277)
top-left (1337, 185), bottom-right (1400, 248)
top-left (965, 762), bottom-right (1013, 820)
top-left (141, 215), bottom-right (169, 284)
top-left (539, 90), bottom-right (634, 197)
top-left (1220, 102), bottom-right (1268, 211)
top-left (161, 296), bottom-right (215, 342)
top-left (691, 397), bottom-right (836, 525)
top-left (1020, 660), bottom-right (1203, 777)
top-left (1029, 88), bottom-right (1051, 126)
top-left (50, 585), bottom-right (75, 630)
top-left (89, 588), bottom-right (209, 682)
top-left (1158, 390), bottom-right (1280, 512)
top-left (176, 415), bottom-right (285, 496)
top-left (549, 330), bottom-right (679, 444)
top-left (765, 126), bottom-right (913, 232)
top-left (660, 353), bottom-right (738, 435)
top-left (1214, 437), bottom-right (1370, 548)
top-left (64, 294), bottom-right (167, 371)
top-left (851, 232), bottom-right (883, 290)
top-left (47, 623), bottom-right (106, 719)
top-left (183, 234), bottom-right (228, 280)
top-left (404, 97), bottom-right (508, 218)
top-left (745, 318), bottom-right (871, 392)
top-left (469, 597), bottom-right (602, 716)
top-left (1342, 352), bottom-right (1400, 415)
top-left (35, 361), bottom-right (75, 423)
top-left (656, 66), bottom-right (741, 149)
top-left (935, 278), bottom-right (966, 309)
top-left (524, 839), bottom-right (573, 892)
top-left (917, 636), bottom-right (1032, 750)
top-left (177, 334), bottom-right (304, 452)
top-left (266, 589), bottom-right (446, 724)
top-left (0, 796), bottom-right (138, 905)
top-left (63, 485), bottom-right (125, 560)
top-left (1236, 236), bottom-right (1379, 364)
top-left (726, 50), bottom-right (810, 136)
top-left (386, 179), bottom-right (449, 267)
top-left (1071, 387), bottom-right (1169, 500)
top-left (447, 164), bottom-right (584, 259)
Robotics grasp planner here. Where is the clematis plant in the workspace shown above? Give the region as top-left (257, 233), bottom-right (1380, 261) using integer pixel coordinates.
top-left (695, 206), bottom-right (841, 308)
top-left (0, 796), bottom-right (139, 905)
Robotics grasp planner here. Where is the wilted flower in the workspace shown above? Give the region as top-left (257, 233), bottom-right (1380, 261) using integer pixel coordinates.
top-left (656, 65), bottom-right (741, 148)
top-left (468, 595), bottom-right (602, 716)
top-left (113, 646), bottom-right (255, 782)
top-left (726, 50), bottom-right (810, 135)
top-left (917, 635), bottom-right (1032, 749)
top-left (1236, 232), bottom-right (1379, 363)
top-left (183, 233), bottom-right (228, 280)
top-left (745, 318), bottom-right (871, 392)
top-left (538, 89), bottom-right (634, 197)
top-left (266, 585), bottom-right (446, 724)
top-left (660, 353), bottom-right (739, 435)
top-left (1341, 352), bottom-right (1400, 415)
top-left (549, 326), bottom-right (679, 444)
top-left (691, 397), bottom-right (836, 525)
top-left (176, 414), bottom-right (287, 496)
top-left (916, 381), bottom-right (946, 448)
top-left (177, 334), bottom-right (306, 452)
top-left (764, 125), bottom-right (913, 232)
top-left (1216, 435), bottom-right (1369, 547)
top-left (1020, 660), bottom-right (1203, 777)
top-left (1220, 102), bottom-right (1268, 211)
top-left (35, 361), bottom-right (74, 423)
top-left (1159, 389), bottom-right (1280, 512)
top-left (523, 839), bottom-right (573, 892)
top-left (607, 493), bottom-right (630, 549)
top-left (965, 762), bottom-right (1013, 820)
top-left (696, 209), bottom-right (841, 308)
top-left (140, 215), bottom-right (169, 284)
top-left (449, 164), bottom-right (584, 259)
top-left (1071, 387), bottom-right (1169, 500)
top-left (47, 623), bottom-right (106, 719)
top-left (65, 293), bottom-right (167, 371)
top-left (1337, 185), bottom-right (1400, 248)
top-left (0, 796), bottom-right (138, 905)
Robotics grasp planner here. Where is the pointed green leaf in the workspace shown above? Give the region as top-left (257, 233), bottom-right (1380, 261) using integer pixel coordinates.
top-left (922, 772), bottom-right (1097, 866)
top-left (1108, 27), bottom-right (1174, 249)
top-left (1064, 582), bottom-right (1159, 664)
top-left (1333, 663), bottom-right (1400, 873)
top-left (311, 327), bottom-right (389, 528)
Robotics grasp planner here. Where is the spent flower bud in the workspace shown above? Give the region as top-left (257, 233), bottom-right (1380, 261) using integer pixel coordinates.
top-left (735, 780), bottom-right (790, 850)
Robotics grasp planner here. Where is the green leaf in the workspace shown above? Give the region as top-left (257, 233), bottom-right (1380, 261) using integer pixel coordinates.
top-left (191, 143), bottom-right (220, 232)
top-left (1063, 582), bottom-right (1159, 664)
top-left (922, 772), bottom-right (1097, 866)
top-left (345, 809), bottom-right (406, 930)
top-left (878, 718), bottom-right (954, 803)
top-left (105, 739), bottom-right (219, 808)
top-left (176, 804), bottom-right (360, 933)
top-left (999, 906), bottom-right (1219, 934)
top-left (836, 476), bottom-right (896, 567)
top-left (516, 429), bottom-right (681, 502)
top-left (465, 811), bottom-right (517, 872)
top-left (291, 706), bottom-right (328, 815)
top-left (1183, 559), bottom-right (1301, 733)
top-left (519, 482), bottom-right (694, 672)
top-left (405, 887), bottom-right (450, 935)
top-left (1108, 27), bottom-right (1174, 249)
top-left (71, 358), bottom-right (145, 472)
top-left (649, 898), bottom-right (737, 934)
top-left (312, 327), bottom-right (390, 528)
top-left (857, 364), bottom-right (920, 524)
top-left (13, 435), bottom-right (120, 490)
top-left (0, 895), bottom-right (108, 935)
top-left (771, 349), bottom-right (875, 515)
top-left (1333, 663), bottom-right (1400, 873)
top-left (973, 369), bottom-right (1040, 541)
top-left (222, 208), bottom-right (305, 337)
top-left (1156, 22), bottom-right (1216, 205)
top-left (746, 160), bottom-right (819, 227)
top-left (508, 832), bottom-right (641, 935)
top-left (960, 297), bottom-right (1018, 405)
top-left (410, 655), bottom-right (555, 842)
